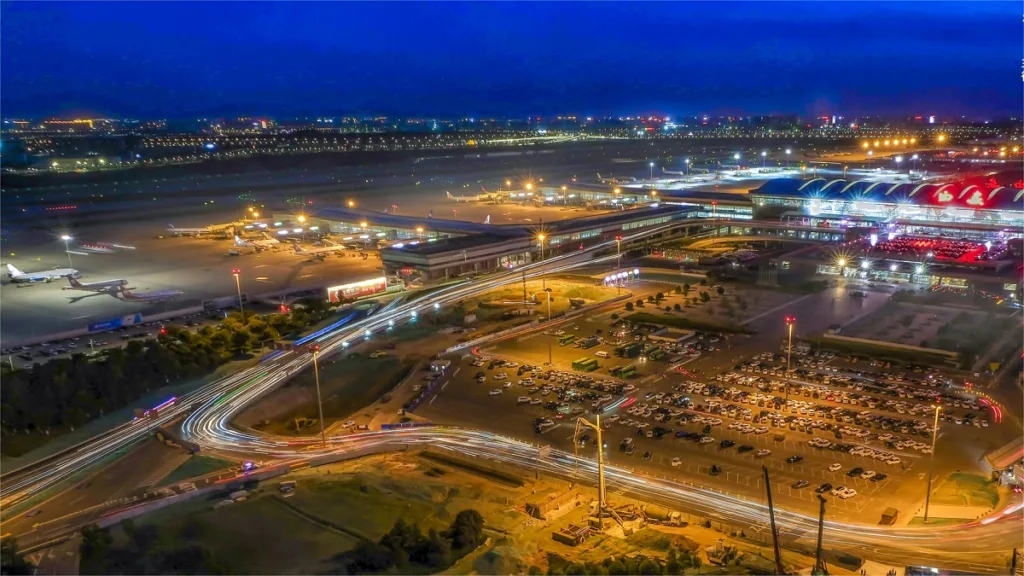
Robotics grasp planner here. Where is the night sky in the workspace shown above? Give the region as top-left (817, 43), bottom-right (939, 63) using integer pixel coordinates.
top-left (2, 1), bottom-right (1020, 119)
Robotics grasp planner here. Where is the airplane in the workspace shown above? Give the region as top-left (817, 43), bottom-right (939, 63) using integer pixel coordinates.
top-left (596, 173), bottom-right (637, 184)
top-left (293, 243), bottom-right (345, 258)
top-left (117, 286), bottom-right (183, 302)
top-left (6, 263), bottom-right (79, 283)
top-left (446, 191), bottom-right (494, 203)
top-left (62, 276), bottom-right (128, 292)
top-left (235, 235), bottom-right (280, 248)
top-left (484, 215), bottom-right (491, 224)
top-left (167, 224), bottom-right (212, 237)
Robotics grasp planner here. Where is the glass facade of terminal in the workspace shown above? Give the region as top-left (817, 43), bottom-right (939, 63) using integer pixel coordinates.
top-left (753, 195), bottom-right (1022, 229)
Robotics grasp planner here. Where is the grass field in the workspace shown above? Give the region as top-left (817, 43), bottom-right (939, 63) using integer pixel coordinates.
top-left (242, 354), bottom-right (416, 435)
top-left (158, 455), bottom-right (235, 487)
top-left (931, 472), bottom-right (1000, 508)
top-left (135, 495), bottom-right (359, 574)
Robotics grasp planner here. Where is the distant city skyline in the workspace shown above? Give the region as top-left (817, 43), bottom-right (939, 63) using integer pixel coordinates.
top-left (1, 2), bottom-right (1020, 119)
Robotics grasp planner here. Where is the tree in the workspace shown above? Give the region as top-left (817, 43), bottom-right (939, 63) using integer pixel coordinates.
top-left (673, 285), bottom-right (682, 294)
top-left (700, 292), bottom-right (711, 304)
top-left (529, 566), bottom-right (544, 575)
top-left (607, 560), bottom-right (628, 575)
top-left (418, 529), bottom-right (451, 568)
top-left (691, 553), bottom-right (703, 574)
top-left (655, 292), bottom-right (665, 303)
top-left (79, 524), bottom-right (114, 574)
top-left (625, 303), bottom-right (634, 312)
top-left (638, 558), bottom-right (663, 575)
top-left (646, 295), bottom-right (655, 303)
top-left (682, 284), bottom-right (691, 297)
top-left (610, 313), bottom-right (619, 320)
top-left (636, 299), bottom-right (644, 308)
top-left (0, 537), bottom-right (33, 575)
top-left (347, 540), bottom-right (397, 573)
top-left (673, 303), bottom-right (682, 312)
top-left (690, 297), bottom-right (699, 305)
top-left (699, 278), bottom-right (707, 286)
top-left (716, 286), bottom-right (725, 296)
top-left (445, 509), bottom-right (485, 550)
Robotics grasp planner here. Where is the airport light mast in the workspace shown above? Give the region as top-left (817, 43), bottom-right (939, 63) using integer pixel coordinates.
top-left (308, 344), bottom-right (327, 448)
top-left (649, 162), bottom-right (654, 179)
top-left (574, 415), bottom-right (608, 522)
top-left (60, 234), bottom-right (73, 269)
top-left (684, 158), bottom-right (690, 175)
top-left (232, 268), bottom-right (245, 318)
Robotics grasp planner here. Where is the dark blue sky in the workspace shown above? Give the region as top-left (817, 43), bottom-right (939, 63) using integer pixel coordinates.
top-left (2, 1), bottom-right (1020, 119)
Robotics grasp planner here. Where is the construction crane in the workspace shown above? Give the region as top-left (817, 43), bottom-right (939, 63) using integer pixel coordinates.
top-left (573, 415), bottom-right (608, 521)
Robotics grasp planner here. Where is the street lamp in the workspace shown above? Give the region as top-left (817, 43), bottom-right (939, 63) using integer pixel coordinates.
top-left (783, 316), bottom-right (796, 403)
top-left (416, 226), bottom-right (424, 236)
top-left (867, 150), bottom-right (874, 169)
top-left (760, 150), bottom-right (767, 169)
top-left (923, 405), bottom-right (942, 522)
top-left (684, 158), bottom-right (690, 175)
top-left (894, 155), bottom-right (903, 173)
top-left (649, 162), bottom-right (654, 179)
top-left (232, 268), bottom-right (245, 318)
top-left (785, 149), bottom-right (792, 169)
top-left (911, 153), bottom-right (919, 174)
top-left (252, 211), bottom-right (259, 219)
top-left (60, 234), bottom-right (73, 269)
top-left (733, 152), bottom-right (741, 163)
top-left (347, 199), bottom-right (355, 208)
top-left (561, 185), bottom-right (567, 205)
top-left (308, 345), bottom-right (327, 448)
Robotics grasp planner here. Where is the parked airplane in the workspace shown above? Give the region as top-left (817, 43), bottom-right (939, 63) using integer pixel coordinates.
top-left (596, 173), bottom-right (637, 184)
top-left (117, 286), bottom-right (183, 302)
top-left (483, 215), bottom-right (491, 224)
top-left (235, 235), bottom-right (280, 248)
top-left (293, 243), bottom-right (345, 258)
top-left (6, 264), bottom-right (79, 283)
top-left (167, 224), bottom-right (211, 237)
top-left (62, 276), bottom-right (129, 292)
top-left (446, 191), bottom-right (498, 203)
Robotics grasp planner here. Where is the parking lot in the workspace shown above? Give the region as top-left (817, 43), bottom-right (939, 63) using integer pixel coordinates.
top-left (412, 277), bottom-right (1020, 526)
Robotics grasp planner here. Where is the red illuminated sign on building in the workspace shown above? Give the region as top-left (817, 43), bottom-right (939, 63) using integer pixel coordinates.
top-left (965, 191), bottom-right (985, 207)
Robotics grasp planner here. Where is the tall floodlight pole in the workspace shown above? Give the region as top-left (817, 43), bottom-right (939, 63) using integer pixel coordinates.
top-left (923, 405), bottom-right (942, 522)
top-left (309, 345), bottom-right (327, 448)
top-left (232, 268), bottom-right (245, 318)
top-left (763, 466), bottom-right (786, 576)
top-left (60, 235), bottom-right (74, 269)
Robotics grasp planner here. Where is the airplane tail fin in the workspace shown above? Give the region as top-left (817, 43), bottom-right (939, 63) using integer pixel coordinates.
top-left (118, 286), bottom-right (135, 299)
top-left (596, 173), bottom-right (602, 179)
top-left (67, 276), bottom-right (82, 288)
top-left (235, 235), bottom-right (244, 246)
top-left (6, 263), bottom-right (22, 277)
top-left (484, 215), bottom-right (490, 224)
top-left (446, 191), bottom-right (454, 199)
top-left (293, 243), bottom-right (305, 253)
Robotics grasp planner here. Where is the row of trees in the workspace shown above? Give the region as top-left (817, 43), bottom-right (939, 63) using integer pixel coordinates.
top-left (540, 547), bottom-right (704, 576)
top-left (0, 298), bottom-right (333, 454)
top-left (79, 518), bottom-right (227, 575)
top-left (344, 509), bottom-right (485, 574)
